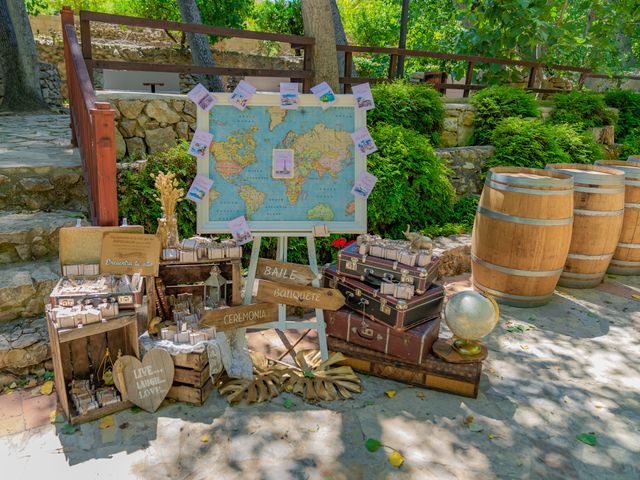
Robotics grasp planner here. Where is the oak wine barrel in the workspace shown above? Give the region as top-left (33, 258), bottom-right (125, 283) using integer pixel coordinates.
top-left (594, 160), bottom-right (640, 274)
top-left (545, 164), bottom-right (625, 288)
top-left (627, 155), bottom-right (640, 163)
top-left (471, 167), bottom-right (574, 307)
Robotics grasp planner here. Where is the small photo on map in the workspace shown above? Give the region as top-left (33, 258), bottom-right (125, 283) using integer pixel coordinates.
top-left (351, 127), bottom-right (378, 156)
top-left (186, 174), bottom-right (214, 204)
top-left (272, 149), bottom-right (295, 179)
top-left (187, 83), bottom-right (217, 112)
top-left (352, 83), bottom-right (375, 111)
top-left (280, 83), bottom-right (299, 110)
top-left (228, 216), bottom-right (253, 245)
top-left (188, 130), bottom-right (214, 160)
top-left (230, 80), bottom-right (257, 111)
top-left (311, 81), bottom-right (337, 110)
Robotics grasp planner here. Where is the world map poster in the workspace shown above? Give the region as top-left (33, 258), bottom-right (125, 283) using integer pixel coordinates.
top-left (196, 93), bottom-right (367, 234)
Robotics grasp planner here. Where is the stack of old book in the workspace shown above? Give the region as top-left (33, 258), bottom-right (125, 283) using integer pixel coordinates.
top-left (322, 236), bottom-right (482, 398)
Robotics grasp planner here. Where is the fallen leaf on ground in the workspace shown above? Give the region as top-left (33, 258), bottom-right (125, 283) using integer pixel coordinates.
top-left (119, 422), bottom-right (129, 429)
top-left (587, 312), bottom-right (598, 318)
top-left (464, 415), bottom-right (474, 425)
top-left (576, 433), bottom-right (597, 446)
top-left (130, 406), bottom-right (142, 414)
top-left (200, 434), bottom-right (210, 443)
top-left (389, 450), bottom-right (404, 468)
top-left (49, 411), bottom-right (64, 424)
top-left (365, 438), bottom-right (382, 452)
top-left (364, 400), bottom-right (375, 406)
top-left (520, 345), bottom-right (529, 351)
top-left (487, 433), bottom-right (494, 440)
top-left (416, 392), bottom-right (425, 399)
top-left (384, 390), bottom-right (397, 398)
top-left (26, 379), bottom-right (37, 388)
top-left (283, 398), bottom-right (294, 409)
top-left (469, 423), bottom-right (484, 433)
top-left (40, 380), bottom-right (54, 395)
top-left (632, 294), bottom-right (640, 301)
top-left (99, 415), bottom-right (114, 429)
top-left (60, 423), bottom-right (78, 435)
top-left (43, 371), bottom-right (54, 381)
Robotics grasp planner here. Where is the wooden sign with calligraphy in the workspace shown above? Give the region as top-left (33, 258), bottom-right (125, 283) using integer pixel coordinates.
top-left (113, 348), bottom-right (174, 412)
top-left (100, 233), bottom-right (161, 276)
top-left (256, 258), bottom-right (317, 286)
top-left (199, 303), bottom-right (279, 331)
top-left (252, 279), bottom-right (345, 311)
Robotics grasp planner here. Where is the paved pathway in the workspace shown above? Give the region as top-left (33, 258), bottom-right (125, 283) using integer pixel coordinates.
top-left (1, 274), bottom-right (638, 479)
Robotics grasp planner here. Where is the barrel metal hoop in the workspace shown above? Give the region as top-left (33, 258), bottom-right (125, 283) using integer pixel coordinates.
top-left (473, 281), bottom-right (555, 303)
top-left (472, 254), bottom-right (564, 277)
top-left (617, 242), bottom-right (640, 249)
top-left (624, 203), bottom-right (640, 209)
top-left (574, 209), bottom-right (625, 217)
top-left (594, 162), bottom-right (640, 179)
top-left (560, 271), bottom-right (607, 279)
top-left (487, 171), bottom-right (573, 188)
top-left (486, 180), bottom-right (573, 196)
top-left (609, 259), bottom-right (640, 266)
top-left (566, 253), bottom-right (614, 261)
top-left (624, 180), bottom-right (640, 186)
top-left (476, 207), bottom-right (573, 226)
top-left (574, 186), bottom-right (625, 194)
top-left (545, 165), bottom-right (625, 185)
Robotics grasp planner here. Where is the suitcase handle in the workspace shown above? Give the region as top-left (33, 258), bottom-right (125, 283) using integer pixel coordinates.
top-left (345, 291), bottom-right (369, 307)
top-left (357, 323), bottom-right (375, 340)
top-left (363, 268), bottom-right (394, 287)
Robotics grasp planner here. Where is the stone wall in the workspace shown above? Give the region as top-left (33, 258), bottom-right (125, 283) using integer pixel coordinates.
top-left (38, 62), bottom-right (64, 111)
top-left (435, 146), bottom-right (494, 196)
top-left (441, 103), bottom-right (475, 147)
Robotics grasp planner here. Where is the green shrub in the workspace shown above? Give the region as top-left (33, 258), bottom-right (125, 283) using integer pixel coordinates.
top-left (368, 123), bottom-right (455, 238)
top-left (485, 117), bottom-right (601, 171)
top-left (470, 86), bottom-right (539, 145)
top-left (604, 89), bottom-right (640, 141)
top-left (549, 90), bottom-right (616, 129)
top-left (619, 127), bottom-right (640, 158)
top-left (117, 141), bottom-right (197, 239)
top-left (369, 81), bottom-right (445, 145)
top-left (422, 195), bottom-right (479, 237)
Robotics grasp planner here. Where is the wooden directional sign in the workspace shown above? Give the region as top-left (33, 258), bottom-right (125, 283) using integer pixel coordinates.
top-left (252, 279), bottom-right (345, 311)
top-left (199, 303), bottom-right (279, 331)
top-left (256, 258), bottom-right (318, 286)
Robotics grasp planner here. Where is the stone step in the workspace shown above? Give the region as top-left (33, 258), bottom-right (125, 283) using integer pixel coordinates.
top-left (0, 259), bottom-right (60, 323)
top-left (0, 210), bottom-right (86, 265)
top-left (0, 114), bottom-right (88, 213)
top-left (0, 316), bottom-right (51, 384)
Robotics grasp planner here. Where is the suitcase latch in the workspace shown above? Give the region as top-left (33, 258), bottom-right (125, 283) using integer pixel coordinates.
top-left (380, 298), bottom-right (391, 315)
top-left (346, 259), bottom-right (358, 271)
top-left (400, 269), bottom-right (412, 284)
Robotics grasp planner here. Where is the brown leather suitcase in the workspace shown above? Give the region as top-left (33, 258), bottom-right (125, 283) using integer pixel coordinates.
top-left (322, 265), bottom-right (444, 330)
top-left (337, 242), bottom-right (439, 295)
top-left (325, 308), bottom-right (440, 364)
top-left (328, 337), bottom-right (482, 398)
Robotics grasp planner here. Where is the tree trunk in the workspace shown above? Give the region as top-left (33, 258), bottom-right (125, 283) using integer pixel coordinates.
top-left (0, 0), bottom-right (47, 111)
top-left (175, 0), bottom-right (224, 92)
top-left (302, 0), bottom-right (340, 92)
top-left (397, 0), bottom-right (410, 78)
top-left (329, 0), bottom-right (355, 90)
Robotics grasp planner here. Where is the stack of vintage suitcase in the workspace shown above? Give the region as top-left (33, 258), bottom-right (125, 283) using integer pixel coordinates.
top-left (322, 237), bottom-right (482, 398)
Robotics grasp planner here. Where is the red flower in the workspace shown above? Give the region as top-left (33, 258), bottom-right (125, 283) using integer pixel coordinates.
top-left (332, 237), bottom-right (347, 249)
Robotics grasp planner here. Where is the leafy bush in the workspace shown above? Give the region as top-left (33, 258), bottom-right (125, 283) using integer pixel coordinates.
top-left (485, 117), bottom-right (601, 170)
top-left (422, 195), bottom-right (479, 237)
top-left (549, 90), bottom-right (616, 129)
top-left (369, 81), bottom-right (445, 145)
top-left (117, 141), bottom-right (197, 239)
top-left (470, 86), bottom-right (539, 145)
top-left (619, 127), bottom-right (640, 159)
top-left (250, 0), bottom-right (303, 35)
top-left (368, 123), bottom-right (455, 238)
top-left (604, 89), bottom-right (640, 141)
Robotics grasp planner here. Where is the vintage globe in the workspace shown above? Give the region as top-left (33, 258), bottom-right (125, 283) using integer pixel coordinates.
top-left (444, 290), bottom-right (499, 355)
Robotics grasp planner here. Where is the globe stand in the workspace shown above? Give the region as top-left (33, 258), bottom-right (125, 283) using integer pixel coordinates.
top-left (432, 338), bottom-right (488, 364)
top-left (453, 338), bottom-right (483, 356)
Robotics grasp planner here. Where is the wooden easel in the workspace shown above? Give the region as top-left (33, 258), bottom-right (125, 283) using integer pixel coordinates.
top-left (243, 233), bottom-right (329, 361)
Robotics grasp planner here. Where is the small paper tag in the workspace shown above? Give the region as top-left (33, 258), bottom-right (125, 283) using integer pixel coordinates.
top-left (186, 174), bottom-right (214, 203)
top-left (188, 130), bottom-right (213, 160)
top-left (272, 149), bottom-right (295, 179)
top-left (351, 171), bottom-right (378, 199)
top-left (352, 83), bottom-right (375, 111)
top-left (230, 80), bottom-right (257, 111)
top-left (228, 215), bottom-right (253, 245)
top-left (312, 224), bottom-right (329, 237)
top-left (280, 82), bottom-right (299, 110)
top-left (311, 81), bottom-right (336, 109)
top-left (187, 83), bottom-right (217, 112)
top-left (351, 127), bottom-right (378, 156)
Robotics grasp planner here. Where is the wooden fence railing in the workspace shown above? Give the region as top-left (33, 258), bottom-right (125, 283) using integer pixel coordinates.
top-left (337, 44), bottom-right (640, 97)
top-left (78, 10), bottom-right (316, 91)
top-left (61, 7), bottom-right (118, 226)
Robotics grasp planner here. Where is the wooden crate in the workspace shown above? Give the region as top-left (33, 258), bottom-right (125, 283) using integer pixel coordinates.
top-left (47, 312), bottom-right (140, 424)
top-left (327, 337), bottom-right (482, 398)
top-left (165, 349), bottom-right (214, 406)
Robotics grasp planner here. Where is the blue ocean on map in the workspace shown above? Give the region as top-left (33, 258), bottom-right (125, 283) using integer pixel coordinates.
top-left (207, 104), bottom-right (358, 227)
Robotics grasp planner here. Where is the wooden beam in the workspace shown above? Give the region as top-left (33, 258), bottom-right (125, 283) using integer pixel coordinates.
top-left (463, 62), bottom-right (474, 98)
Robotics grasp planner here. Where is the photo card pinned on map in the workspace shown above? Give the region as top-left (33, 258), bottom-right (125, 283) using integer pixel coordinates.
top-left (195, 93), bottom-right (367, 234)
top-left (280, 83), bottom-right (299, 109)
top-left (230, 80), bottom-right (257, 111)
top-left (351, 83), bottom-right (375, 111)
top-left (311, 82), bottom-right (336, 110)
top-left (228, 216), bottom-right (253, 245)
top-left (187, 83), bottom-right (217, 112)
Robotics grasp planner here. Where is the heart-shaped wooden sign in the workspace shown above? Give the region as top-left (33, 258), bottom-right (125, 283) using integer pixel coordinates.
top-left (113, 348), bottom-right (174, 412)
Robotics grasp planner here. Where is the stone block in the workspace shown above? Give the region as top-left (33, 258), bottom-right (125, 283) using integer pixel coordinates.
top-left (126, 137), bottom-right (146, 158)
top-left (19, 178), bottom-right (53, 193)
top-left (462, 111), bottom-right (474, 127)
top-left (172, 100), bottom-right (185, 112)
top-left (0, 175), bottom-right (10, 186)
top-left (115, 128), bottom-right (126, 160)
top-left (183, 101), bottom-right (196, 117)
top-left (118, 100), bottom-right (145, 119)
top-left (176, 121), bottom-right (189, 140)
top-left (50, 172), bottom-right (81, 186)
top-left (145, 126), bottom-right (177, 154)
top-left (119, 118), bottom-right (138, 137)
top-left (145, 100), bottom-right (181, 124)
top-left (440, 131), bottom-right (458, 148)
top-left (443, 117), bottom-right (459, 130)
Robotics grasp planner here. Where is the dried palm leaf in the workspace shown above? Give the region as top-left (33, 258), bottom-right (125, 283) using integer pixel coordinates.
top-left (284, 350), bottom-right (362, 402)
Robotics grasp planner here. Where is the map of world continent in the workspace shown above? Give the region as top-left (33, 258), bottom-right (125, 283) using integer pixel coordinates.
top-left (207, 104), bottom-right (358, 228)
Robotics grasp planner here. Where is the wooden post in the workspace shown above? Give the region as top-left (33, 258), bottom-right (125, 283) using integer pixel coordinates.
top-left (302, 47), bottom-right (313, 93)
top-left (344, 50), bottom-right (353, 93)
top-left (463, 61), bottom-right (474, 98)
top-left (301, 0), bottom-right (340, 92)
top-left (388, 54), bottom-right (398, 81)
top-left (527, 67), bottom-right (536, 89)
top-left (79, 12), bottom-right (93, 84)
top-left (60, 7), bottom-right (78, 147)
top-left (90, 102), bottom-right (118, 226)
top-left (396, 0), bottom-right (410, 78)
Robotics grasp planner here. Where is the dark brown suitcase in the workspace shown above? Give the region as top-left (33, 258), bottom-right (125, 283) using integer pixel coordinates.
top-left (325, 308), bottom-right (440, 364)
top-left (328, 337), bottom-right (482, 398)
top-left (337, 242), bottom-right (439, 294)
top-left (322, 265), bottom-right (444, 330)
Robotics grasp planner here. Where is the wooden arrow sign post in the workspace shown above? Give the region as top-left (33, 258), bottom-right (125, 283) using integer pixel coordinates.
top-left (200, 303), bottom-right (279, 331)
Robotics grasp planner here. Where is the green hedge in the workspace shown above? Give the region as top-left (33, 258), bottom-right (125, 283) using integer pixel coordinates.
top-left (549, 90), bottom-right (616, 129)
top-left (367, 123), bottom-right (455, 238)
top-left (368, 81), bottom-right (445, 145)
top-left (604, 89), bottom-right (640, 141)
top-left (470, 86), bottom-right (539, 145)
top-left (485, 117), bottom-right (602, 170)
